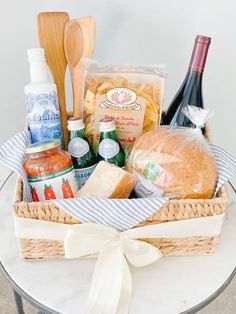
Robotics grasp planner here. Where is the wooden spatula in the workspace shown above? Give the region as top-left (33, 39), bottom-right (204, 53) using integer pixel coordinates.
top-left (37, 12), bottom-right (69, 148)
top-left (65, 16), bottom-right (96, 119)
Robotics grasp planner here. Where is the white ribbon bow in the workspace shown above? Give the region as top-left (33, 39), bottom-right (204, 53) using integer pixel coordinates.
top-left (64, 223), bottom-right (162, 314)
top-left (14, 214), bottom-right (224, 314)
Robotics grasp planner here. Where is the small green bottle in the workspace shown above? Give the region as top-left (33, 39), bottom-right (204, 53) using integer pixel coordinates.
top-left (68, 118), bottom-right (97, 189)
top-left (97, 118), bottom-right (125, 167)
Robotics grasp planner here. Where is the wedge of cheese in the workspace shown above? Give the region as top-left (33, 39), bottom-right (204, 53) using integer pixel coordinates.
top-left (77, 161), bottom-right (136, 199)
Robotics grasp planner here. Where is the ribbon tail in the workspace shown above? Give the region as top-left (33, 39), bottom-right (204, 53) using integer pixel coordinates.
top-left (86, 243), bottom-right (131, 314)
top-left (116, 256), bottom-right (132, 314)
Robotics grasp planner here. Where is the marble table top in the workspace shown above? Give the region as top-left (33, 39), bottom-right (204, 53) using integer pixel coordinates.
top-left (0, 165), bottom-right (236, 314)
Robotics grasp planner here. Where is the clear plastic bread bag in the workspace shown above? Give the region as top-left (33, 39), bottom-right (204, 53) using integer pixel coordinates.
top-left (126, 106), bottom-right (217, 199)
top-left (82, 59), bottom-right (165, 153)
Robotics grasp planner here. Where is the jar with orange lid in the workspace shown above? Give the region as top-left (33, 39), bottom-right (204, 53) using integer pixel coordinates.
top-left (24, 139), bottom-right (78, 202)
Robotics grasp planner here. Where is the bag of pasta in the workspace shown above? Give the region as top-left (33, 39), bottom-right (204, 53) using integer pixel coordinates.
top-left (82, 61), bottom-right (165, 152)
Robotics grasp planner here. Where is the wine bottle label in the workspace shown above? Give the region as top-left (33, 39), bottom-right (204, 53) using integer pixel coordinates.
top-left (75, 164), bottom-right (97, 190)
top-left (93, 87), bottom-right (146, 151)
top-left (28, 165), bottom-right (78, 202)
top-left (133, 170), bottom-right (164, 198)
top-left (98, 139), bottom-right (119, 159)
top-left (26, 91), bottom-right (62, 144)
top-left (68, 138), bottom-right (90, 158)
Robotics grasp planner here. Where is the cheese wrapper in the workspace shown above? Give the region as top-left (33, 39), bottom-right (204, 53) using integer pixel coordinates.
top-left (82, 61), bottom-right (165, 153)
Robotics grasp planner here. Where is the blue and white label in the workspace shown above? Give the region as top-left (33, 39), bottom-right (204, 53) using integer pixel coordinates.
top-left (68, 138), bottom-right (89, 158)
top-left (26, 91), bottom-right (62, 144)
top-left (75, 164), bottom-right (97, 190)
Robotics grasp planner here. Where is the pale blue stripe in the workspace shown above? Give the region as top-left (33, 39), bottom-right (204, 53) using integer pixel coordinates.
top-left (90, 199), bottom-right (130, 230)
top-left (70, 198), bottom-right (125, 228)
top-left (120, 201), bottom-right (146, 221)
top-left (6, 140), bottom-right (24, 155)
top-left (0, 149), bottom-right (24, 165)
top-left (102, 204), bottom-right (136, 226)
top-left (53, 196), bottom-right (168, 231)
top-left (211, 144), bottom-right (236, 164)
top-left (113, 202), bottom-right (143, 224)
top-left (107, 199), bottom-right (140, 222)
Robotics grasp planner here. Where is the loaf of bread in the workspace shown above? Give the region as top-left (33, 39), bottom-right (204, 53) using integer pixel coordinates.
top-left (127, 127), bottom-right (217, 199)
top-left (77, 161), bottom-right (136, 198)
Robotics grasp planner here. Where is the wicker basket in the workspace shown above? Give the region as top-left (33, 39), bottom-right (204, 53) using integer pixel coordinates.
top-left (13, 173), bottom-right (229, 260)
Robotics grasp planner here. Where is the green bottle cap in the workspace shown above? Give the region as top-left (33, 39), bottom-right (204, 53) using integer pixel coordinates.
top-left (68, 118), bottom-right (84, 131)
top-left (99, 118), bottom-right (116, 132)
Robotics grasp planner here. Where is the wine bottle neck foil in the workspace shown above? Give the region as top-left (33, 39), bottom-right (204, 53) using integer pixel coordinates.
top-left (189, 35), bottom-right (211, 73)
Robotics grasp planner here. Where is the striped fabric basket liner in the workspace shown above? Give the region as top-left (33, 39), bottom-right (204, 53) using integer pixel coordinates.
top-left (13, 175), bottom-right (229, 260)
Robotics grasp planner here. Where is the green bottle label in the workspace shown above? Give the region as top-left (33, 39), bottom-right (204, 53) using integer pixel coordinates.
top-left (75, 164), bottom-right (97, 189)
top-left (98, 139), bottom-right (120, 159)
top-left (68, 138), bottom-right (89, 158)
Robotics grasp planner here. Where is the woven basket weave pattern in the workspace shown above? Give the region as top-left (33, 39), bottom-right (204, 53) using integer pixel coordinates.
top-left (13, 175), bottom-right (229, 259)
top-left (13, 123), bottom-right (229, 259)
top-left (18, 236), bottom-right (219, 260)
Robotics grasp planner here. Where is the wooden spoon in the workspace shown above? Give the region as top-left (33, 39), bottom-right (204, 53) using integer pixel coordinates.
top-left (37, 12), bottom-right (69, 148)
top-left (77, 16), bottom-right (96, 59)
top-left (65, 16), bottom-right (96, 119)
top-left (64, 20), bottom-right (84, 119)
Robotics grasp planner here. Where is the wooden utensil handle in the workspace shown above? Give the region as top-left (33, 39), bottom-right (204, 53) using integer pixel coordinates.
top-left (71, 64), bottom-right (84, 119)
top-left (37, 12), bottom-right (69, 149)
top-left (56, 81), bottom-right (68, 148)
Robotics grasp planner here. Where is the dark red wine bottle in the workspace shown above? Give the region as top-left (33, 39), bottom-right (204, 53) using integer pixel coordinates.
top-left (163, 35), bottom-right (211, 127)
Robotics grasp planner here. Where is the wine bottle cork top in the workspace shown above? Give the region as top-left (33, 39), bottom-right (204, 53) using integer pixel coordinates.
top-left (190, 35), bottom-right (211, 72)
top-left (196, 35), bottom-right (211, 45)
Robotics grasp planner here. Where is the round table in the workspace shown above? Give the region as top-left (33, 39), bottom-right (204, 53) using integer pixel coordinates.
top-left (0, 167), bottom-right (236, 314)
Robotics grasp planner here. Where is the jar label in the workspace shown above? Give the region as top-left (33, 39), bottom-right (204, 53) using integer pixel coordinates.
top-left (28, 165), bottom-right (78, 202)
top-left (68, 138), bottom-right (90, 158)
top-left (26, 91), bottom-right (62, 144)
top-left (98, 139), bottom-right (119, 159)
top-left (75, 164), bottom-right (97, 190)
top-left (133, 170), bottom-right (164, 198)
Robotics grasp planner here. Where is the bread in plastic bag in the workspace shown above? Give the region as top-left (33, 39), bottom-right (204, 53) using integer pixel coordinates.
top-left (127, 106), bottom-right (217, 199)
top-left (82, 60), bottom-right (165, 152)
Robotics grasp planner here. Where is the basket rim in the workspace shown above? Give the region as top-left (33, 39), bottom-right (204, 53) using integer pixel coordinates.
top-left (13, 175), bottom-right (229, 207)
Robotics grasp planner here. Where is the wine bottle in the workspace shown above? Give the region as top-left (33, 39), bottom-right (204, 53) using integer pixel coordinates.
top-left (163, 35), bottom-right (211, 127)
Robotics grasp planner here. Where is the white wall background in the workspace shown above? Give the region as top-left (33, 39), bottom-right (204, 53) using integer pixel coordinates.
top-left (0, 0), bottom-right (235, 157)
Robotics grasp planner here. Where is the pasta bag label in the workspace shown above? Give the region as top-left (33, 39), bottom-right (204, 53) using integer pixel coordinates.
top-left (101, 88), bottom-right (142, 111)
top-left (94, 87), bottom-right (146, 151)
